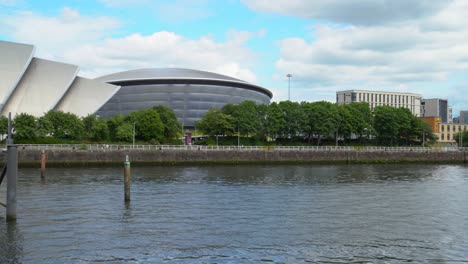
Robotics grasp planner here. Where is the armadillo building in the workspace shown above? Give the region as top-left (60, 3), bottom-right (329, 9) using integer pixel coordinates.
top-left (0, 40), bottom-right (120, 118)
top-left (95, 69), bottom-right (272, 127)
top-left (0, 40), bottom-right (273, 127)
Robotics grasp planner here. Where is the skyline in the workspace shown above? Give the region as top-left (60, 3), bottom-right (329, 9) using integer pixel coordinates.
top-left (1, 0), bottom-right (467, 116)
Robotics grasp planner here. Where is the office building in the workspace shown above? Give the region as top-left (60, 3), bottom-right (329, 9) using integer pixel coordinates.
top-left (336, 90), bottom-right (422, 116)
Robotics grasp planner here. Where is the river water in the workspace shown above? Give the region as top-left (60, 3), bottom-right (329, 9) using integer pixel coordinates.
top-left (1, 164), bottom-right (468, 263)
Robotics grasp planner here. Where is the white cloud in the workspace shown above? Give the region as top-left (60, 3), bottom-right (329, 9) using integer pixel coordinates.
top-left (65, 31), bottom-right (259, 82)
top-left (2, 7), bottom-right (119, 59)
top-left (98, 0), bottom-right (150, 8)
top-left (270, 0), bottom-right (468, 112)
top-left (0, 9), bottom-right (260, 83)
top-left (0, 0), bottom-right (17, 6)
top-left (241, 0), bottom-right (452, 26)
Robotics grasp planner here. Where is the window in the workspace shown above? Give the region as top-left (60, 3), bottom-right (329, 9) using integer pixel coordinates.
top-left (448, 134), bottom-right (451, 140)
top-left (441, 134), bottom-right (445, 140)
top-left (441, 125), bottom-right (445, 132)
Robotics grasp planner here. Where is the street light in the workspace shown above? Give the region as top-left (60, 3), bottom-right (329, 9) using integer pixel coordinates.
top-left (286, 74), bottom-right (292, 101)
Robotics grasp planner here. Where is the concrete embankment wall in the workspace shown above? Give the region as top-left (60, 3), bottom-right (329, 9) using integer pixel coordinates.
top-left (17, 149), bottom-right (467, 166)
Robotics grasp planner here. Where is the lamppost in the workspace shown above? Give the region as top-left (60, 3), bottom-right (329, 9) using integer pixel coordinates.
top-left (286, 74), bottom-right (292, 101)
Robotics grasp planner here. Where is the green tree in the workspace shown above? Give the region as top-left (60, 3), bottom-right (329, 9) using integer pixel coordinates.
top-left (236, 101), bottom-right (261, 136)
top-left (346, 102), bottom-right (373, 141)
top-left (454, 130), bottom-right (468, 147)
top-left (0, 116), bottom-right (8, 140)
top-left (91, 117), bottom-right (109, 141)
top-left (127, 109), bottom-right (164, 142)
top-left (82, 115), bottom-right (109, 141)
top-left (42, 110), bottom-right (84, 140)
top-left (302, 101), bottom-right (338, 145)
top-left (153, 105), bottom-right (182, 140)
top-left (196, 107), bottom-right (235, 137)
top-left (13, 113), bottom-right (37, 140)
top-left (115, 122), bottom-right (133, 142)
top-left (278, 101), bottom-right (305, 139)
top-left (264, 102), bottom-right (285, 140)
top-left (107, 114), bottom-right (126, 141)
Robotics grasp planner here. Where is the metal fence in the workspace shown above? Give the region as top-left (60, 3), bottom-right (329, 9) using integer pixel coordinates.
top-left (15, 144), bottom-right (468, 153)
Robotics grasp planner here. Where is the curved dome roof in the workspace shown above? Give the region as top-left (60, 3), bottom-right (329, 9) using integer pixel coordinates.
top-left (95, 68), bottom-right (272, 98)
top-left (96, 68), bottom-right (245, 83)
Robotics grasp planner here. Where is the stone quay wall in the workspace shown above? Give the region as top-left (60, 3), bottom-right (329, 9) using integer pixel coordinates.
top-left (17, 148), bottom-right (467, 166)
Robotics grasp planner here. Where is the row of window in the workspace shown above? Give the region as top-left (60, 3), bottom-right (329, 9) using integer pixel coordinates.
top-left (440, 125), bottom-right (468, 132)
top-left (354, 92), bottom-right (417, 105)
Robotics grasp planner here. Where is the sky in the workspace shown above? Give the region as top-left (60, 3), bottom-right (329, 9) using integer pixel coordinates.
top-left (1, 0), bottom-right (468, 116)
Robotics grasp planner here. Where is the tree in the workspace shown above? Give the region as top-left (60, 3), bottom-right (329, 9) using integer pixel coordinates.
top-left (264, 102), bottom-right (284, 140)
top-left (302, 101), bottom-right (338, 145)
top-left (235, 101), bottom-right (261, 136)
top-left (196, 107), bottom-right (235, 137)
top-left (107, 115), bottom-right (126, 141)
top-left (13, 113), bottom-right (37, 140)
top-left (277, 101), bottom-right (305, 139)
top-left (91, 117), bottom-right (109, 141)
top-left (153, 105), bottom-right (182, 140)
top-left (346, 102), bottom-right (373, 141)
top-left (373, 106), bottom-right (401, 145)
top-left (42, 110), bottom-right (84, 140)
top-left (0, 116), bottom-right (8, 140)
top-left (82, 115), bottom-right (109, 141)
top-left (455, 131), bottom-right (468, 147)
top-left (115, 123), bottom-right (133, 142)
top-left (127, 109), bottom-right (164, 142)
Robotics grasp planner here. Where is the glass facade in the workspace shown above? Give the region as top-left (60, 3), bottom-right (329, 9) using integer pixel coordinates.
top-left (96, 83), bottom-right (271, 127)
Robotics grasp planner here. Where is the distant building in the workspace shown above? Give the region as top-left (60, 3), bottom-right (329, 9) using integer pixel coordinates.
top-left (420, 99), bottom-right (449, 123)
top-left (336, 90), bottom-right (422, 116)
top-left (453, 117), bottom-right (460, 124)
top-left (448, 106), bottom-right (453, 123)
top-left (438, 123), bottom-right (468, 144)
top-left (420, 117), bottom-right (441, 133)
top-left (460, 111), bottom-right (468, 124)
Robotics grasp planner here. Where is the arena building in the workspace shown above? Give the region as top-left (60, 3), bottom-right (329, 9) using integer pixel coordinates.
top-left (95, 68), bottom-right (272, 127)
top-left (0, 40), bottom-right (272, 127)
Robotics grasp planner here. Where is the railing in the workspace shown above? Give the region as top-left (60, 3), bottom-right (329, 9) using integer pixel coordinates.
top-left (15, 144), bottom-right (468, 153)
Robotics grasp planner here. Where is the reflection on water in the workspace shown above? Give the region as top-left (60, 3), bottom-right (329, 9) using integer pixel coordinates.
top-left (0, 164), bottom-right (468, 263)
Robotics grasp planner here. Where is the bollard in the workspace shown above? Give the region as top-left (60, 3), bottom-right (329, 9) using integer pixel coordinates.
top-left (40, 150), bottom-right (46, 178)
top-left (6, 144), bottom-right (17, 221)
top-left (6, 112), bottom-right (17, 221)
top-left (124, 155), bottom-right (131, 202)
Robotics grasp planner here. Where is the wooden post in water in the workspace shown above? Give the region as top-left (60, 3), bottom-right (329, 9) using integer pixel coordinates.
top-left (124, 155), bottom-right (131, 202)
top-left (6, 113), bottom-right (17, 221)
top-left (40, 150), bottom-right (46, 178)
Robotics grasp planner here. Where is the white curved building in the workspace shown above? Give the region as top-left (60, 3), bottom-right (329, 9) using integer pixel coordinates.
top-left (0, 40), bottom-right (120, 117)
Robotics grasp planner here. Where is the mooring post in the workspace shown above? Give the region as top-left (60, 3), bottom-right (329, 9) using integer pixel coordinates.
top-left (124, 155), bottom-right (131, 202)
top-left (40, 150), bottom-right (46, 178)
top-left (6, 112), bottom-right (17, 221)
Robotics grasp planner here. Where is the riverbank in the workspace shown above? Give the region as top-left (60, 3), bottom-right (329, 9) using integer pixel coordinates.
top-left (16, 147), bottom-right (467, 167)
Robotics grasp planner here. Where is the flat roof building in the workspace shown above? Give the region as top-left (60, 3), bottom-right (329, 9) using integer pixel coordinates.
top-left (420, 98), bottom-right (450, 123)
top-left (460, 111), bottom-right (468, 124)
top-left (336, 90), bottom-right (422, 116)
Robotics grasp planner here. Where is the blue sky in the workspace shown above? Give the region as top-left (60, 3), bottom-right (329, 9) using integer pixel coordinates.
top-left (1, 0), bottom-right (468, 116)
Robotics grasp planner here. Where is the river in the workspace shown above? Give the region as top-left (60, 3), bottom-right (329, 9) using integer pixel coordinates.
top-left (1, 164), bottom-right (468, 263)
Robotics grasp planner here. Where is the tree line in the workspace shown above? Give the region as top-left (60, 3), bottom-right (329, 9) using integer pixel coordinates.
top-left (196, 101), bottom-right (437, 146)
top-left (3, 105), bottom-right (182, 144)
